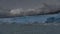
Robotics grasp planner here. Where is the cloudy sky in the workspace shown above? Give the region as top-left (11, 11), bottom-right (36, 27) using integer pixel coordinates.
top-left (0, 0), bottom-right (60, 9)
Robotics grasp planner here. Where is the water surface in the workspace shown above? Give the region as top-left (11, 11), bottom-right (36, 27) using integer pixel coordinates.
top-left (0, 13), bottom-right (60, 24)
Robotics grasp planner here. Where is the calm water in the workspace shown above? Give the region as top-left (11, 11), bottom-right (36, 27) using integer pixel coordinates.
top-left (0, 13), bottom-right (60, 24)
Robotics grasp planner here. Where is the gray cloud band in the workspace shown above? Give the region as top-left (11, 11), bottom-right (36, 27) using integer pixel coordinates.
top-left (0, 3), bottom-right (60, 18)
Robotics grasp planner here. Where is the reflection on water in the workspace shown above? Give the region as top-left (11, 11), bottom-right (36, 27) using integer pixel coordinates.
top-left (0, 13), bottom-right (60, 24)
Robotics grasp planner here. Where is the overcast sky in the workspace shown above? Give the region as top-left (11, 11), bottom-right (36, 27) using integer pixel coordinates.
top-left (0, 0), bottom-right (60, 9)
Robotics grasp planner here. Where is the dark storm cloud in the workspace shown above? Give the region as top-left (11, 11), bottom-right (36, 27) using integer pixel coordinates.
top-left (0, 0), bottom-right (60, 9)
